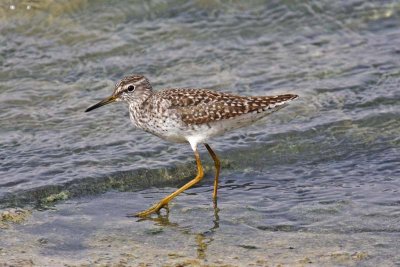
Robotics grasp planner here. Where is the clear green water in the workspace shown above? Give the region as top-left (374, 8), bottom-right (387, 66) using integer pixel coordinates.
top-left (0, 0), bottom-right (399, 266)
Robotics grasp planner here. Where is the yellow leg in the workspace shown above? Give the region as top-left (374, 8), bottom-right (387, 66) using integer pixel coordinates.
top-left (135, 149), bottom-right (204, 217)
top-left (204, 144), bottom-right (220, 201)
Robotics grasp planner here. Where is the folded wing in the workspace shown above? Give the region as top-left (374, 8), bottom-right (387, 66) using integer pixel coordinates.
top-left (157, 88), bottom-right (298, 125)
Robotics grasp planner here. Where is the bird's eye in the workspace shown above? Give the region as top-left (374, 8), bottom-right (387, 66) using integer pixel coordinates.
top-left (127, 85), bottom-right (135, 92)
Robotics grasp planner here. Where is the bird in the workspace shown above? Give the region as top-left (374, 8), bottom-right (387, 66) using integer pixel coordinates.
top-left (85, 74), bottom-right (298, 217)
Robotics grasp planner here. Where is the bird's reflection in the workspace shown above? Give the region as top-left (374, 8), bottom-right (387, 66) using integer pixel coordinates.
top-left (137, 200), bottom-right (220, 260)
top-left (195, 200), bottom-right (220, 259)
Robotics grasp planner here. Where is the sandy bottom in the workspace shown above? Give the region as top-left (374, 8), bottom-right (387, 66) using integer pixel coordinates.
top-left (1, 190), bottom-right (395, 267)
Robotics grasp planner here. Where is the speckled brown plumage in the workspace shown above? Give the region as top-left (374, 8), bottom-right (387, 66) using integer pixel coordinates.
top-left (156, 89), bottom-right (297, 125)
top-left (87, 74), bottom-right (298, 144)
top-left (85, 74), bottom-right (299, 217)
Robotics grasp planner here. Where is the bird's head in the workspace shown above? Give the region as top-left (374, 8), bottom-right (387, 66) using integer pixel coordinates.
top-left (85, 74), bottom-right (152, 112)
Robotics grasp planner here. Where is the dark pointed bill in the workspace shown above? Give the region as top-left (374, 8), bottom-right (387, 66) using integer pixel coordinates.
top-left (85, 95), bottom-right (117, 112)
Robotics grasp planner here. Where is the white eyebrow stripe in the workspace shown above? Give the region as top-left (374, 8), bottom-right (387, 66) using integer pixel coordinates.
top-left (134, 77), bottom-right (146, 84)
top-left (123, 78), bottom-right (145, 89)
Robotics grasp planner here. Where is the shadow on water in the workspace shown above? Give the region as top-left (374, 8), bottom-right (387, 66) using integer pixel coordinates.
top-left (0, 156), bottom-right (224, 209)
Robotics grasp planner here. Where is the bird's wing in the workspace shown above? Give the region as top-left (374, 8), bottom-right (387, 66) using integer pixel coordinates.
top-left (157, 88), bottom-right (298, 125)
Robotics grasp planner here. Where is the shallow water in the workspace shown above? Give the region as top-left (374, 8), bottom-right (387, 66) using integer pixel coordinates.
top-left (1, 0), bottom-right (400, 266)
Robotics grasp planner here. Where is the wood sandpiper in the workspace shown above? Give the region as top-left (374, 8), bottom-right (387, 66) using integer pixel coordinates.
top-left (85, 75), bottom-right (298, 217)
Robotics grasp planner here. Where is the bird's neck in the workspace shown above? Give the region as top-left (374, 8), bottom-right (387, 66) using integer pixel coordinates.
top-left (128, 89), bottom-right (154, 128)
top-left (130, 89), bottom-right (153, 107)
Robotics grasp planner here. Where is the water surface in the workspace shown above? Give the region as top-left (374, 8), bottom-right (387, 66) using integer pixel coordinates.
top-left (0, 0), bottom-right (399, 266)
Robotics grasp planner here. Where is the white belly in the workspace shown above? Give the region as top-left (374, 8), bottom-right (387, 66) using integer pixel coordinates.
top-left (130, 104), bottom-right (285, 145)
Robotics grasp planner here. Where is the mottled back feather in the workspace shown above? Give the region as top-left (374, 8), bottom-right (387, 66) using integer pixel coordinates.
top-left (156, 89), bottom-right (298, 125)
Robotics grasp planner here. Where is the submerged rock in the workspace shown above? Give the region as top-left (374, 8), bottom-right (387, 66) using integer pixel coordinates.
top-left (41, 191), bottom-right (69, 204)
top-left (0, 208), bottom-right (31, 227)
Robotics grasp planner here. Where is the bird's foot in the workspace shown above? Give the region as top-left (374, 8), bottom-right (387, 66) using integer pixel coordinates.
top-left (131, 202), bottom-right (169, 218)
